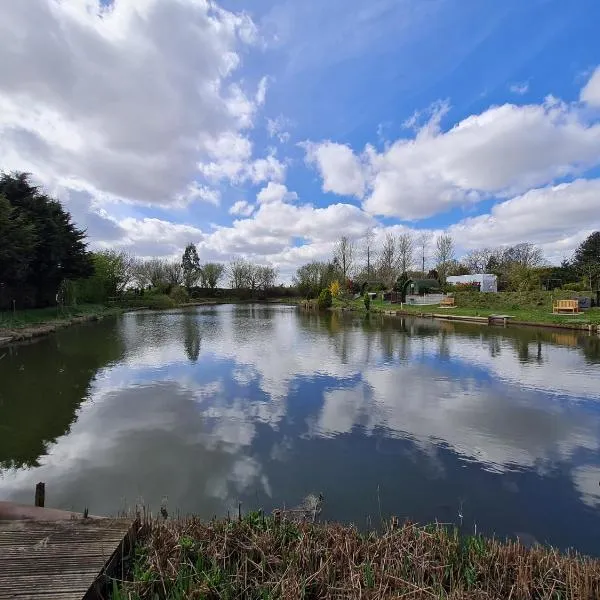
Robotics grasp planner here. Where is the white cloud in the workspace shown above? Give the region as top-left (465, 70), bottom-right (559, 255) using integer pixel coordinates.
top-left (581, 67), bottom-right (600, 107)
top-left (0, 0), bottom-right (267, 215)
top-left (178, 182), bottom-right (221, 206)
top-left (229, 200), bottom-right (255, 216)
top-left (305, 86), bottom-right (600, 220)
top-left (303, 141), bottom-right (366, 197)
top-left (256, 76), bottom-right (269, 106)
top-left (198, 134), bottom-right (286, 185)
top-left (450, 178), bottom-right (600, 259)
top-left (257, 182), bottom-right (298, 204)
top-left (509, 81), bottom-right (529, 95)
top-left (267, 115), bottom-right (292, 143)
top-left (198, 192), bottom-right (374, 277)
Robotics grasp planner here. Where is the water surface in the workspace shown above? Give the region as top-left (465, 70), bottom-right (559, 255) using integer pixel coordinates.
top-left (1, 305), bottom-right (600, 553)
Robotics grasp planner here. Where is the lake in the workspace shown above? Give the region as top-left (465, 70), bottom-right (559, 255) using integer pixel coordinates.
top-left (1, 304), bottom-right (600, 553)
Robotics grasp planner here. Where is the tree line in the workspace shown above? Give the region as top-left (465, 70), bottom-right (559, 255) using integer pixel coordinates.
top-left (1, 171), bottom-right (598, 309)
top-left (293, 231), bottom-right (600, 299)
top-left (0, 172), bottom-right (283, 309)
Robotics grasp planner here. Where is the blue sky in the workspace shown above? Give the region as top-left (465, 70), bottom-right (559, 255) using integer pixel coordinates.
top-left (1, 0), bottom-right (599, 280)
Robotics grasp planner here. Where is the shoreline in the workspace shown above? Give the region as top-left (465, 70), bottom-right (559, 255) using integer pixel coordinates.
top-left (112, 514), bottom-right (600, 599)
top-left (0, 310), bottom-right (122, 348)
top-left (0, 299), bottom-right (301, 348)
top-left (379, 307), bottom-right (600, 333)
top-left (329, 302), bottom-right (600, 334)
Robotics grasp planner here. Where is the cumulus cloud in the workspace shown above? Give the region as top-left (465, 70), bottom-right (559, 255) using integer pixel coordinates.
top-left (197, 192), bottom-right (374, 276)
top-left (229, 200), bottom-right (255, 216)
top-left (304, 81), bottom-right (600, 220)
top-left (303, 141), bottom-right (367, 197)
top-left (0, 0), bottom-right (264, 208)
top-left (197, 133), bottom-right (286, 185)
top-left (257, 182), bottom-right (298, 204)
top-left (450, 178), bottom-right (600, 259)
top-left (580, 67), bottom-right (600, 107)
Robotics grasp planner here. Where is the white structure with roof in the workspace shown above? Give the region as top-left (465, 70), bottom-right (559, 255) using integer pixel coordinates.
top-left (447, 274), bottom-right (498, 292)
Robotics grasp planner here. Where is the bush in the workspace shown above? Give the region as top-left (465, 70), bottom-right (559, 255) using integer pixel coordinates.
top-left (170, 285), bottom-right (190, 304)
top-left (329, 280), bottom-right (341, 298)
top-left (318, 288), bottom-right (333, 310)
top-left (363, 293), bottom-right (371, 311)
top-left (563, 282), bottom-right (587, 291)
top-left (119, 292), bottom-right (175, 310)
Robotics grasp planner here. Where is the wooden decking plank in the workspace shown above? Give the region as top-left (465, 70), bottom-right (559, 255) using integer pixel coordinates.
top-left (0, 517), bottom-right (135, 600)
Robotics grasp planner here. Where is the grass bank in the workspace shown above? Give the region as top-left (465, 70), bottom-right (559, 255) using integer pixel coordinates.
top-left (112, 515), bottom-right (600, 599)
top-left (333, 292), bottom-right (600, 330)
top-left (0, 304), bottom-right (123, 345)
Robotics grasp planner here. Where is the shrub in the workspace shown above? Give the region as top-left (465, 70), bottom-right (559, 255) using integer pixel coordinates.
top-left (318, 288), bottom-right (333, 310)
top-left (363, 293), bottom-right (371, 311)
top-left (563, 282), bottom-right (587, 291)
top-left (144, 294), bottom-right (176, 310)
top-left (170, 285), bottom-right (190, 304)
top-left (329, 280), bottom-right (341, 298)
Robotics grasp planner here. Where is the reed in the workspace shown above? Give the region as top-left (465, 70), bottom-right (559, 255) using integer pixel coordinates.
top-left (112, 514), bottom-right (600, 599)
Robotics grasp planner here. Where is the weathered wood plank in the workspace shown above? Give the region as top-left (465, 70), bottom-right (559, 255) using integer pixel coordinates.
top-left (0, 517), bottom-right (135, 600)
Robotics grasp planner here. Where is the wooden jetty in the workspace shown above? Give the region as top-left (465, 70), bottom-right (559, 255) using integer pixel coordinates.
top-left (0, 501), bottom-right (138, 600)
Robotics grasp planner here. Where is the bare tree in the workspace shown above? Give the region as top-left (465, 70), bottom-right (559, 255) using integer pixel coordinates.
top-left (229, 259), bottom-right (251, 289)
top-left (377, 233), bottom-right (398, 289)
top-left (416, 231), bottom-right (431, 276)
top-left (256, 265), bottom-right (278, 290)
top-left (362, 228), bottom-right (376, 282)
top-left (435, 234), bottom-right (455, 283)
top-left (333, 236), bottom-right (355, 282)
top-left (199, 263), bottom-right (225, 289)
top-left (164, 260), bottom-right (184, 288)
top-left (463, 248), bottom-right (495, 273)
top-left (134, 258), bottom-right (168, 289)
top-left (501, 243), bottom-right (544, 269)
top-left (397, 232), bottom-right (414, 275)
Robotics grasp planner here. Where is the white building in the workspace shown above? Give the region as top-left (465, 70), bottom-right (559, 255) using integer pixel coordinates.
top-left (447, 274), bottom-right (498, 293)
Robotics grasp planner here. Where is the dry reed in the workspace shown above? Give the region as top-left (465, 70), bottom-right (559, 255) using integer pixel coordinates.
top-left (113, 514), bottom-right (600, 599)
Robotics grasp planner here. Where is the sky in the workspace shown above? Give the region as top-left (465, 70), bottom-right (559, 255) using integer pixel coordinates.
top-left (1, 0), bottom-right (600, 282)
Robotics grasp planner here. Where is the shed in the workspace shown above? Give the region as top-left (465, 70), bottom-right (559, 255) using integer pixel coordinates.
top-left (408, 279), bottom-right (441, 295)
top-left (447, 274), bottom-right (498, 293)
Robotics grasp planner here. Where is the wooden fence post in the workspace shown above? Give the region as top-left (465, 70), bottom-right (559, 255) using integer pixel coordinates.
top-left (35, 482), bottom-right (45, 507)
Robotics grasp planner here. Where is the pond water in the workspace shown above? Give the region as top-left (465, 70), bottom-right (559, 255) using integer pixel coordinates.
top-left (1, 305), bottom-right (600, 553)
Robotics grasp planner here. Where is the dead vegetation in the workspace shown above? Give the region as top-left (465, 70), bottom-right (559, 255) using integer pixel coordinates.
top-left (111, 513), bottom-right (600, 600)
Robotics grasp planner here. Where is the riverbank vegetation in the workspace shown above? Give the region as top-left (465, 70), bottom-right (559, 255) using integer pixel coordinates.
top-left (112, 515), bottom-right (600, 599)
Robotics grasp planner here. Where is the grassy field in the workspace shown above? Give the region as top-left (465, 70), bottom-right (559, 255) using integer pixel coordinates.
top-left (0, 304), bottom-right (120, 330)
top-left (112, 515), bottom-right (600, 599)
top-left (333, 293), bottom-right (600, 327)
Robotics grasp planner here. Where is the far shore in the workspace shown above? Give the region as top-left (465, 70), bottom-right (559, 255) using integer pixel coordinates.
top-left (324, 295), bottom-right (600, 334)
top-left (0, 299), bottom-right (301, 347)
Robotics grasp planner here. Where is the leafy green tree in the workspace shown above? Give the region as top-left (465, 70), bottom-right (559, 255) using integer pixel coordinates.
top-left (0, 172), bottom-right (93, 308)
top-left (75, 251), bottom-right (134, 303)
top-left (0, 194), bottom-right (35, 286)
top-left (181, 243), bottom-right (200, 291)
top-left (572, 232), bottom-right (600, 290)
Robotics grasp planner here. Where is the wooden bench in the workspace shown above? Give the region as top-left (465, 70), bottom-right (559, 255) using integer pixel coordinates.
top-left (439, 296), bottom-right (455, 307)
top-left (553, 299), bottom-right (580, 314)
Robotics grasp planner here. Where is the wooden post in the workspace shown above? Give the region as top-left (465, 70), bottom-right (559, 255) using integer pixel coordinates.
top-left (35, 482), bottom-right (45, 507)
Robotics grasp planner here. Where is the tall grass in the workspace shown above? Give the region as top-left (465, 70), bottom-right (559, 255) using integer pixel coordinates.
top-left (111, 515), bottom-right (600, 599)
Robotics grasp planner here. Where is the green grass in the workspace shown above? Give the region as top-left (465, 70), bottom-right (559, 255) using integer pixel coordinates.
top-left (374, 301), bottom-right (600, 326)
top-left (0, 304), bottom-right (122, 330)
top-left (332, 294), bottom-right (600, 327)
